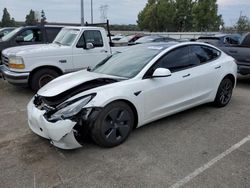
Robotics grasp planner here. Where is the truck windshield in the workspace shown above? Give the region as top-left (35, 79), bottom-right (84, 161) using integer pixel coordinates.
top-left (92, 45), bottom-right (164, 78)
top-left (53, 28), bottom-right (80, 46)
top-left (2, 27), bottom-right (22, 41)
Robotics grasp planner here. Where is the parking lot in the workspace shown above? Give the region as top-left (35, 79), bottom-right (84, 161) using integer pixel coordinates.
top-left (0, 76), bottom-right (249, 188)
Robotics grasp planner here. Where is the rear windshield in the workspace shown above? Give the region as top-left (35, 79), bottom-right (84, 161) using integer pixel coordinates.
top-left (197, 38), bottom-right (221, 46)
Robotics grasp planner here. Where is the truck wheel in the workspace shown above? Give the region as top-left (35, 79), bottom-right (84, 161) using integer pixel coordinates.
top-left (30, 68), bottom-right (59, 91)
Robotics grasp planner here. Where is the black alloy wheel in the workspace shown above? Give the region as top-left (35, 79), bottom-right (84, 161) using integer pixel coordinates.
top-left (91, 101), bottom-right (134, 147)
top-left (214, 78), bottom-right (233, 107)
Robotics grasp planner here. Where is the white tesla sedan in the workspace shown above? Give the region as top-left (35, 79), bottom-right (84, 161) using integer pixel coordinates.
top-left (27, 42), bottom-right (237, 149)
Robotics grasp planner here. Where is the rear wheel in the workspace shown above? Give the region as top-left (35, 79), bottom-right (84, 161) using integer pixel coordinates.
top-left (214, 78), bottom-right (233, 107)
top-left (30, 68), bottom-right (59, 91)
top-left (91, 101), bottom-right (134, 147)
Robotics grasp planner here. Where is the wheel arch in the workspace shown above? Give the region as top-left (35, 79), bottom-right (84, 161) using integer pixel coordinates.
top-left (28, 65), bottom-right (63, 85)
top-left (223, 73), bottom-right (236, 88)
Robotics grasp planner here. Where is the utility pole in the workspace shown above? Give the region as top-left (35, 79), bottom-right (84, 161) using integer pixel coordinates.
top-left (91, 0), bottom-right (93, 24)
top-left (81, 0), bottom-right (85, 26)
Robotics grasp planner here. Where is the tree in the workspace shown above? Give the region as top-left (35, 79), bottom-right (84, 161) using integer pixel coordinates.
top-left (1, 8), bottom-right (16, 27)
top-left (25, 9), bottom-right (38, 25)
top-left (174, 0), bottom-right (194, 31)
top-left (192, 0), bottom-right (223, 31)
top-left (137, 0), bottom-right (156, 31)
top-left (41, 10), bottom-right (47, 24)
top-left (137, 0), bottom-right (176, 32)
top-left (137, 0), bottom-right (224, 32)
top-left (235, 15), bottom-right (250, 33)
top-left (156, 0), bottom-right (176, 31)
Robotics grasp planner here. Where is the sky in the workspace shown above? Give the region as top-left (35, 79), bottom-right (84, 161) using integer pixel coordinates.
top-left (0, 0), bottom-right (250, 26)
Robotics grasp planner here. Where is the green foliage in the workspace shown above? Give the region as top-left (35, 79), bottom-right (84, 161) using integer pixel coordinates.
top-left (235, 15), bottom-right (250, 33)
top-left (192, 0), bottom-right (223, 31)
top-left (1, 8), bottom-right (16, 27)
top-left (137, 0), bottom-right (223, 32)
top-left (25, 9), bottom-right (38, 26)
top-left (110, 24), bottom-right (139, 31)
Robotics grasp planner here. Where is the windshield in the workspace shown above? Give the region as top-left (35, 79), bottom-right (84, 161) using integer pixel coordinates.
top-left (2, 27), bottom-right (21, 41)
top-left (92, 45), bottom-right (164, 78)
top-left (53, 28), bottom-right (80, 46)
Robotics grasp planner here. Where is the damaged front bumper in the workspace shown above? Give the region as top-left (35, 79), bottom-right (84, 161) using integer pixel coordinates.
top-left (27, 99), bottom-right (82, 149)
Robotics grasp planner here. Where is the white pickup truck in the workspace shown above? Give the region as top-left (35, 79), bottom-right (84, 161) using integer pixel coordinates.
top-left (0, 26), bottom-right (121, 91)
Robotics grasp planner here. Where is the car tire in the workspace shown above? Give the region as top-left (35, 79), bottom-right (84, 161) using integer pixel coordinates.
top-left (214, 78), bottom-right (233, 107)
top-left (91, 101), bottom-right (134, 147)
top-left (30, 68), bottom-right (59, 91)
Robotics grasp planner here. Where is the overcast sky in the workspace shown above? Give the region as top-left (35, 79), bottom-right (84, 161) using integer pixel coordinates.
top-left (0, 0), bottom-right (250, 26)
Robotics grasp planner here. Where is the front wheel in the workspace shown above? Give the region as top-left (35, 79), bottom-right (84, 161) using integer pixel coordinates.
top-left (30, 68), bottom-right (59, 91)
top-left (214, 78), bottom-right (233, 107)
top-left (91, 101), bottom-right (134, 147)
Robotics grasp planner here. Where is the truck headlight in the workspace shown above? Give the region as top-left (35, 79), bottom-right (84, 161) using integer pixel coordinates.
top-left (49, 94), bottom-right (96, 121)
top-left (9, 56), bottom-right (25, 69)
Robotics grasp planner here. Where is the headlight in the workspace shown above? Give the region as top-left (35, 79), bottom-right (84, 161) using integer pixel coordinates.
top-left (49, 94), bottom-right (95, 121)
top-left (9, 56), bottom-right (25, 69)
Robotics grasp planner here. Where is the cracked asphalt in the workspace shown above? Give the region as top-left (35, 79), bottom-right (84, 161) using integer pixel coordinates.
top-left (0, 76), bottom-right (249, 188)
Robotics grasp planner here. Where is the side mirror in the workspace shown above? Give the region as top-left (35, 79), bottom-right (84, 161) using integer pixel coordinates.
top-left (152, 68), bottom-right (171, 78)
top-left (16, 36), bottom-right (24, 43)
top-left (86, 43), bottom-right (94, 50)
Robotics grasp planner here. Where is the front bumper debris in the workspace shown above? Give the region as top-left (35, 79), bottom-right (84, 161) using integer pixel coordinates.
top-left (27, 99), bottom-right (82, 149)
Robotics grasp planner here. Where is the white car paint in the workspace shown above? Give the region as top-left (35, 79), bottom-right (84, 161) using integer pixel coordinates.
top-left (27, 42), bottom-right (237, 149)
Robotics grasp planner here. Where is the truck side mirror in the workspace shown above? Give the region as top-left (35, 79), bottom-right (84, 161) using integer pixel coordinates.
top-left (86, 43), bottom-right (94, 50)
top-left (16, 36), bottom-right (24, 43)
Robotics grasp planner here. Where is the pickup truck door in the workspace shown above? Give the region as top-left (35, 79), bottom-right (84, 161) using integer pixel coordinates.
top-left (72, 30), bottom-right (110, 71)
top-left (221, 34), bottom-right (250, 65)
top-left (221, 46), bottom-right (250, 65)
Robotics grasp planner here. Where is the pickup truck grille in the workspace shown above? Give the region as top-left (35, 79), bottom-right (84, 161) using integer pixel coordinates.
top-left (1, 55), bottom-right (9, 67)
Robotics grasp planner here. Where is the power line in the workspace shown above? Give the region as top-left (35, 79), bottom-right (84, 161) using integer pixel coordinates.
top-left (99, 4), bottom-right (108, 23)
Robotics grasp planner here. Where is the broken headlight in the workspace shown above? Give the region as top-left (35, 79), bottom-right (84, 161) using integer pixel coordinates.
top-left (49, 94), bottom-right (96, 121)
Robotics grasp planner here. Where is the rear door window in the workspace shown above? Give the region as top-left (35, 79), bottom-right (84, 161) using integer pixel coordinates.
top-left (190, 45), bottom-right (220, 64)
top-left (45, 27), bottom-right (62, 43)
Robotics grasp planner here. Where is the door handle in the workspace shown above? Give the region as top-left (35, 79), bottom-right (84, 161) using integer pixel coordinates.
top-left (59, 60), bottom-right (67, 63)
top-left (215, 66), bottom-right (221, 69)
top-left (182, 74), bottom-right (190, 78)
top-left (100, 50), bottom-right (108, 53)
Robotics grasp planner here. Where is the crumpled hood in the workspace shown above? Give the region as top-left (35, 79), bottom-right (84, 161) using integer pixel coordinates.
top-left (2, 43), bottom-right (70, 58)
top-left (37, 70), bottom-right (124, 97)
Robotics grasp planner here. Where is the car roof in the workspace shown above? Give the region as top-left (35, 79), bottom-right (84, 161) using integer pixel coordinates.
top-left (199, 34), bottom-right (240, 39)
top-left (141, 35), bottom-right (165, 39)
top-left (137, 41), bottom-right (180, 50)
